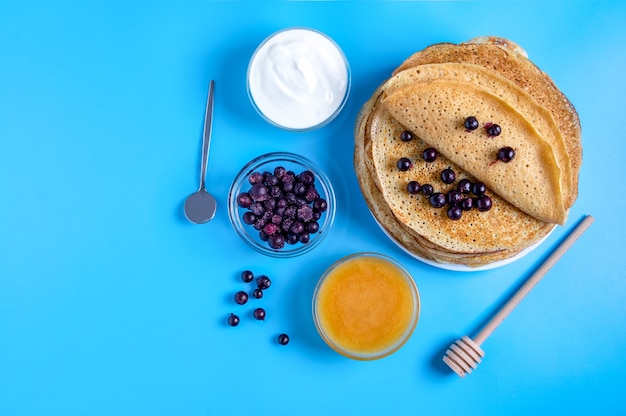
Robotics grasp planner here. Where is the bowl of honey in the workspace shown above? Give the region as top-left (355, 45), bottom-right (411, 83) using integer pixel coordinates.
top-left (312, 252), bottom-right (420, 360)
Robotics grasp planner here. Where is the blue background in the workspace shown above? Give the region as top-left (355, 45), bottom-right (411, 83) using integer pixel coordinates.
top-left (1, 1), bottom-right (625, 415)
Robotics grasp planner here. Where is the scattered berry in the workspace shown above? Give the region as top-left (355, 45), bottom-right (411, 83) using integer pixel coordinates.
top-left (447, 205), bottom-right (463, 220)
top-left (253, 308), bottom-right (266, 321)
top-left (396, 157), bottom-right (413, 171)
top-left (257, 275), bottom-right (271, 290)
top-left (407, 181), bottom-right (421, 195)
top-left (447, 190), bottom-right (463, 206)
top-left (234, 291), bottom-right (249, 305)
top-left (457, 179), bottom-right (472, 193)
top-left (471, 181), bottom-right (487, 197)
top-left (278, 333), bottom-right (290, 345)
top-left (400, 130), bottom-right (414, 142)
top-left (485, 123), bottom-right (502, 137)
top-left (227, 313), bottom-right (240, 327)
top-left (252, 288), bottom-right (263, 299)
top-left (421, 184), bottom-right (434, 196)
top-left (464, 116), bottom-right (479, 131)
top-left (460, 197), bottom-right (474, 211)
top-left (422, 148), bottom-right (438, 162)
top-left (476, 195), bottom-right (493, 212)
top-left (497, 146), bottom-right (515, 163)
top-left (441, 168), bottom-right (456, 184)
top-left (429, 192), bottom-right (446, 208)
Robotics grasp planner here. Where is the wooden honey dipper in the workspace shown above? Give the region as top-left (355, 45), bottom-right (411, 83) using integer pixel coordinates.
top-left (443, 215), bottom-right (594, 377)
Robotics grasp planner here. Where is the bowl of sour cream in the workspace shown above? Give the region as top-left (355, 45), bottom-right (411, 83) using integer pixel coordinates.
top-left (246, 27), bottom-right (351, 131)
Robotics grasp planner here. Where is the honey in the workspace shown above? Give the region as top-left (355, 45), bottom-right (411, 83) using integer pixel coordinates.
top-left (313, 253), bottom-right (419, 360)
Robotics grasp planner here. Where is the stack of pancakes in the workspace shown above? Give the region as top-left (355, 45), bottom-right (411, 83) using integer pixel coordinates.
top-left (354, 37), bottom-right (582, 267)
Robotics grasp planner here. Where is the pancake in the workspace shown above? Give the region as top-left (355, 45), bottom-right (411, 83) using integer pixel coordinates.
top-left (381, 79), bottom-right (567, 224)
top-left (353, 37), bottom-right (580, 268)
top-left (392, 40), bottom-right (581, 208)
top-left (381, 62), bottom-right (573, 209)
top-left (355, 88), bottom-right (554, 267)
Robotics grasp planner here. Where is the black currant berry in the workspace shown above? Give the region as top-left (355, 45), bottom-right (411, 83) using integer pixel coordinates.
top-left (497, 146), bottom-right (515, 163)
top-left (257, 275), bottom-right (271, 290)
top-left (278, 333), bottom-right (290, 345)
top-left (227, 313), bottom-right (240, 327)
top-left (253, 308), bottom-right (266, 321)
top-left (464, 116), bottom-right (479, 131)
top-left (234, 291), bottom-right (248, 305)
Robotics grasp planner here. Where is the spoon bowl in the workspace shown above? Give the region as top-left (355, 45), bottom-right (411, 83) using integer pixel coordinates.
top-left (184, 189), bottom-right (217, 224)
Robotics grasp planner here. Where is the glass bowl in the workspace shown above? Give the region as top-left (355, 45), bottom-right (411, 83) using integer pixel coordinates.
top-left (246, 27), bottom-right (351, 131)
top-left (228, 152), bottom-right (336, 258)
top-left (313, 252), bottom-right (420, 360)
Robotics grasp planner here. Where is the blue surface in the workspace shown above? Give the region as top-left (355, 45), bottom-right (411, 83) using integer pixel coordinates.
top-left (1, 1), bottom-right (625, 415)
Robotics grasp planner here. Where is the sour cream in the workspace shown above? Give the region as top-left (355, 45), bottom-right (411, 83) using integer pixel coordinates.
top-left (247, 27), bottom-right (350, 131)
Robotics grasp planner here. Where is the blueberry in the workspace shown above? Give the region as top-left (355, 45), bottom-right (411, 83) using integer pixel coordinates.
top-left (396, 157), bottom-right (413, 171)
top-left (471, 181), bottom-right (487, 197)
top-left (497, 146), bottom-right (515, 163)
top-left (460, 197), bottom-right (474, 211)
top-left (407, 181), bottom-right (421, 195)
top-left (268, 234), bottom-right (285, 250)
top-left (400, 130), bottom-right (414, 142)
top-left (313, 198), bottom-right (328, 212)
top-left (227, 313), bottom-right (240, 327)
top-left (293, 182), bottom-right (306, 196)
top-left (486, 123), bottom-right (502, 137)
top-left (236, 192), bottom-right (253, 208)
top-left (429, 192), bottom-right (446, 208)
top-left (441, 168), bottom-right (456, 184)
top-left (447, 190), bottom-right (463, 206)
top-left (476, 195), bottom-right (493, 212)
top-left (422, 148), bottom-right (438, 162)
top-left (306, 221), bottom-right (319, 233)
top-left (290, 221), bottom-right (305, 235)
top-left (464, 116), bottom-right (479, 131)
top-left (241, 270), bottom-right (254, 283)
top-left (457, 179), bottom-right (472, 193)
top-left (298, 233), bottom-right (310, 244)
top-left (253, 308), bottom-right (266, 321)
top-left (249, 183), bottom-right (269, 201)
top-left (262, 223), bottom-right (278, 236)
top-left (274, 166), bottom-right (287, 179)
top-left (297, 205), bottom-right (314, 222)
top-left (248, 172), bottom-right (264, 185)
top-left (421, 184), bottom-right (434, 196)
top-left (252, 288), bottom-right (263, 299)
top-left (234, 291), bottom-right (249, 305)
top-left (278, 333), bottom-right (290, 345)
top-left (242, 212), bottom-right (256, 225)
top-left (257, 275), bottom-right (271, 290)
top-left (304, 187), bottom-right (319, 202)
top-left (285, 233), bottom-right (299, 245)
top-left (299, 170), bottom-right (315, 185)
top-left (447, 205), bottom-right (463, 220)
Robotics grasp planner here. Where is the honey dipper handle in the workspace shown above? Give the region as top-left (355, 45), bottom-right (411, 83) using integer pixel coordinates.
top-left (474, 215), bottom-right (594, 346)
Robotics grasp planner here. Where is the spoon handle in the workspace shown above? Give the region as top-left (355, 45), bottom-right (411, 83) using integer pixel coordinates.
top-left (199, 80), bottom-right (215, 190)
top-left (474, 214), bottom-right (594, 346)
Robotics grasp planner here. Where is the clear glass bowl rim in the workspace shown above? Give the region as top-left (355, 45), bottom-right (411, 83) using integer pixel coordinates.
top-left (228, 151), bottom-right (337, 258)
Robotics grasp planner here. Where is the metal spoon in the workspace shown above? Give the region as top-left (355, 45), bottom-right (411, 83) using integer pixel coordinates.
top-left (184, 80), bottom-right (217, 224)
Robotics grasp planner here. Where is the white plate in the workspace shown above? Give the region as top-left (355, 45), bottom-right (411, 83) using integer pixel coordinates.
top-left (372, 215), bottom-right (556, 272)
